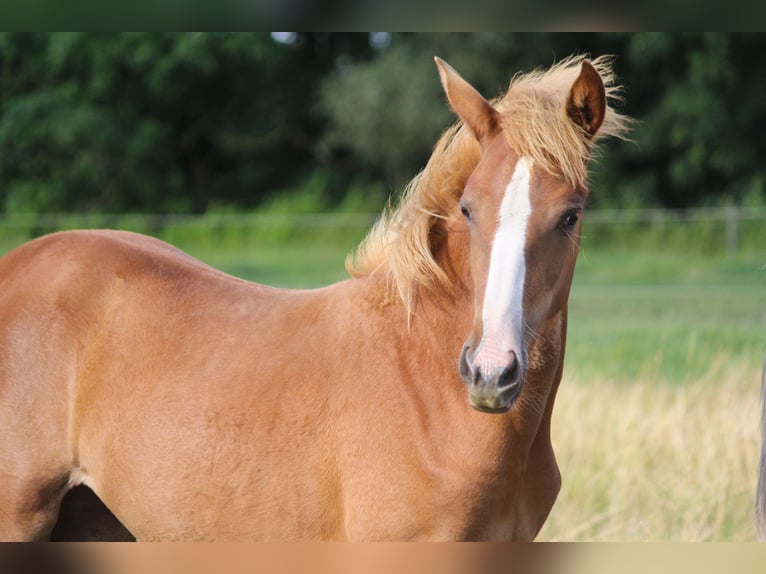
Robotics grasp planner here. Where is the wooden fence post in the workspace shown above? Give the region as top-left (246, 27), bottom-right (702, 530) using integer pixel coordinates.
top-left (726, 204), bottom-right (739, 253)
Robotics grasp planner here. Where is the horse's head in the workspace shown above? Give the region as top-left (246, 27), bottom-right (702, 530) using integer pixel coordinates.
top-left (435, 57), bottom-right (607, 414)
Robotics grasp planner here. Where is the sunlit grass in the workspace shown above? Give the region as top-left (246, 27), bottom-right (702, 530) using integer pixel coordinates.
top-left (539, 356), bottom-right (761, 541)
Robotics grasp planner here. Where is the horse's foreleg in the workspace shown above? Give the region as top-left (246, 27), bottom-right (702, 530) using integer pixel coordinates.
top-left (0, 473), bottom-right (68, 541)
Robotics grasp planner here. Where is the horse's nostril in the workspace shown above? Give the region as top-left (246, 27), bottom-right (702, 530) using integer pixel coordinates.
top-left (458, 345), bottom-right (474, 384)
top-left (508, 350), bottom-right (519, 379)
top-left (498, 351), bottom-right (520, 389)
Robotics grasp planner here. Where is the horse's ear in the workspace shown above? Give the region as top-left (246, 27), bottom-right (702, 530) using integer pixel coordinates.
top-left (566, 60), bottom-right (606, 138)
top-left (435, 57), bottom-right (500, 144)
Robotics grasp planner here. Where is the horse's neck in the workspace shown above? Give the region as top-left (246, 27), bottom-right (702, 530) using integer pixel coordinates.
top-left (409, 222), bottom-right (475, 373)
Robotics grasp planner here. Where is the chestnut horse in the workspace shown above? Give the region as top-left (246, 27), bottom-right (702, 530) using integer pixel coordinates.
top-left (0, 56), bottom-right (629, 541)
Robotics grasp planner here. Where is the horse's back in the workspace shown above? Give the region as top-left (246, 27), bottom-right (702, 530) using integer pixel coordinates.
top-left (0, 228), bottom-right (250, 287)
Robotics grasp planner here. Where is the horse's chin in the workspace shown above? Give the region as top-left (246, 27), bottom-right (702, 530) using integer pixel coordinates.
top-left (468, 393), bottom-right (516, 414)
top-left (469, 402), bottom-right (512, 414)
top-left (467, 378), bottom-right (523, 414)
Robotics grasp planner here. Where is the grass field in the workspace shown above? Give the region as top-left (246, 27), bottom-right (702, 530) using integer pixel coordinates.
top-left (567, 248), bottom-right (764, 384)
top-left (546, 248), bottom-right (764, 541)
top-left (539, 363), bottom-right (760, 541)
top-left (0, 218), bottom-right (763, 541)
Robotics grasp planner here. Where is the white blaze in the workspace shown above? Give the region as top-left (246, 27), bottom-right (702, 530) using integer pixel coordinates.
top-left (473, 157), bottom-right (532, 377)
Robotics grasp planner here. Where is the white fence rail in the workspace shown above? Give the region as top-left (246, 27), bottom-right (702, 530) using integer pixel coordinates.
top-left (0, 206), bottom-right (762, 252)
top-left (582, 205), bottom-right (766, 253)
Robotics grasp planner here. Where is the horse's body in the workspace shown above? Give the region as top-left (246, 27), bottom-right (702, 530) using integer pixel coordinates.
top-left (0, 229), bottom-right (560, 540)
top-left (0, 56), bottom-right (628, 541)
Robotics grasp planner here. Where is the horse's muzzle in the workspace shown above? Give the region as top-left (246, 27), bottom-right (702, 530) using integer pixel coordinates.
top-left (458, 345), bottom-right (524, 413)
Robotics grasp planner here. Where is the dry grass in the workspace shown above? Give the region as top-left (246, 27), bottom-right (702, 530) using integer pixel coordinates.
top-left (538, 355), bottom-right (762, 541)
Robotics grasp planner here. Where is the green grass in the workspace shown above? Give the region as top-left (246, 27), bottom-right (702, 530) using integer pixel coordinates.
top-left (566, 249), bottom-right (765, 384)
top-left (188, 243), bottom-right (354, 289)
top-left (0, 217), bottom-right (762, 386)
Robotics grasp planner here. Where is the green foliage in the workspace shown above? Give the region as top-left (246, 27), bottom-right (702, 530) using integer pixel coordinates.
top-left (317, 33), bottom-right (581, 192)
top-left (1, 33), bottom-right (765, 213)
top-left (319, 42), bottom-right (452, 188)
top-left (0, 32), bottom-right (346, 213)
top-left (605, 32), bottom-right (766, 208)
top-left (319, 32), bottom-right (766, 209)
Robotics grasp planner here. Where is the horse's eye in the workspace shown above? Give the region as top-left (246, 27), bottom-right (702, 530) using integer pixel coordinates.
top-left (560, 210), bottom-right (580, 229)
top-left (460, 205), bottom-right (472, 221)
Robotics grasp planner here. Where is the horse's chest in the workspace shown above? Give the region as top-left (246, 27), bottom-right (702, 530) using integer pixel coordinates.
top-left (425, 468), bottom-right (523, 541)
top-left (343, 454), bottom-right (524, 541)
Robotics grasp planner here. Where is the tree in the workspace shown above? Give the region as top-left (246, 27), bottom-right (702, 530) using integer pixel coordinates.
top-left (1, 33), bottom-right (764, 213)
top-left (319, 33), bottom-right (766, 209)
top-left (0, 33), bottom-right (372, 213)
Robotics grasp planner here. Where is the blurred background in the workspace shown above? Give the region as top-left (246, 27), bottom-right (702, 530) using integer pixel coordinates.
top-left (0, 33), bottom-right (764, 280)
top-left (2, 33), bottom-right (766, 211)
top-left (0, 32), bottom-right (763, 540)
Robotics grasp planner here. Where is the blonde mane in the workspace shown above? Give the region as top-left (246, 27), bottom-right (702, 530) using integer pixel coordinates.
top-left (346, 55), bottom-right (632, 310)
